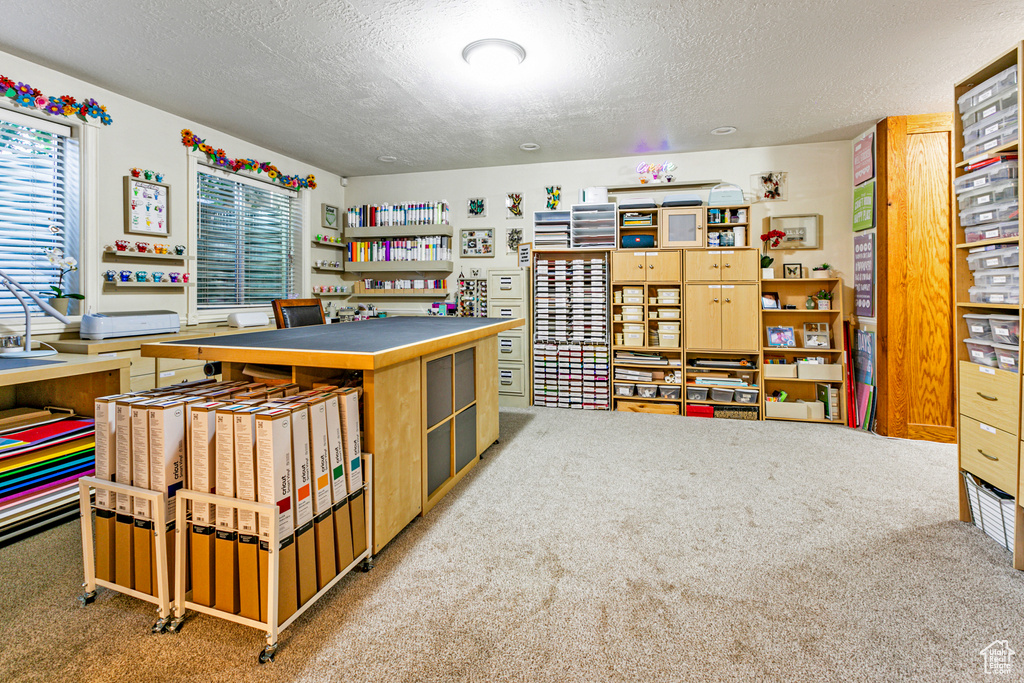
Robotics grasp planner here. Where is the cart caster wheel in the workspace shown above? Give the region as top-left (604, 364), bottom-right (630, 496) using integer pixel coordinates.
top-left (152, 617), bottom-right (169, 634)
top-left (166, 616), bottom-right (186, 634)
top-left (78, 590), bottom-right (97, 607)
top-left (360, 557), bottom-right (375, 572)
top-left (258, 644), bottom-right (277, 664)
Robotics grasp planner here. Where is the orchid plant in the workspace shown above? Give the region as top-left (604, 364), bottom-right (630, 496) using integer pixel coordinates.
top-left (43, 248), bottom-right (84, 300)
top-left (760, 229), bottom-right (786, 268)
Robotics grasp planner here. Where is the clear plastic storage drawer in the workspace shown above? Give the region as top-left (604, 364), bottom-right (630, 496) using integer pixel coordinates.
top-left (969, 285), bottom-right (1020, 305)
top-left (954, 159), bottom-right (1018, 195)
top-left (963, 313), bottom-right (993, 340)
top-left (961, 87), bottom-right (1018, 128)
top-left (960, 200), bottom-right (1019, 228)
top-left (957, 178), bottom-right (1019, 211)
top-left (973, 267), bottom-right (1020, 288)
top-left (964, 338), bottom-right (998, 366)
top-left (963, 104), bottom-right (1018, 145)
top-left (963, 122), bottom-right (1018, 159)
top-left (994, 343), bottom-right (1020, 372)
top-left (989, 315), bottom-right (1021, 345)
top-left (964, 221), bottom-right (1019, 243)
top-left (958, 64), bottom-right (1018, 113)
top-left (966, 246), bottom-right (1019, 270)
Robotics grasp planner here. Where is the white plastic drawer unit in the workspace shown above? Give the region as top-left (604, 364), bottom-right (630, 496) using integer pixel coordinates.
top-left (494, 304), bottom-right (524, 319)
top-left (488, 271), bottom-right (524, 300)
top-left (498, 364), bottom-right (525, 395)
top-left (497, 331), bottom-right (524, 362)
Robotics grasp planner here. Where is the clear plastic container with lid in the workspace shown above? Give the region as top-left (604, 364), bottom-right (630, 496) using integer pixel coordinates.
top-left (961, 87), bottom-right (1018, 128)
top-left (994, 343), bottom-right (1020, 372)
top-left (963, 221), bottom-right (1019, 243)
top-left (957, 178), bottom-right (1019, 211)
top-left (964, 338), bottom-right (998, 366)
top-left (966, 245), bottom-right (1019, 270)
top-left (954, 158), bottom-right (1018, 195)
top-left (963, 122), bottom-right (1018, 159)
top-left (958, 64), bottom-right (1018, 113)
top-left (734, 388), bottom-right (759, 405)
top-left (969, 285), bottom-right (1020, 305)
top-left (960, 201), bottom-right (1020, 228)
top-left (963, 313), bottom-right (993, 340)
top-left (973, 267), bottom-right (1020, 288)
top-left (710, 387), bottom-right (735, 402)
top-left (963, 104), bottom-right (1018, 145)
top-left (989, 315), bottom-right (1021, 345)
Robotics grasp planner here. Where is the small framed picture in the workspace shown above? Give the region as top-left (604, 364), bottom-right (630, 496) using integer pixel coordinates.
top-left (124, 176), bottom-right (170, 236)
top-left (321, 204), bottom-right (339, 229)
top-left (803, 322), bottom-right (831, 349)
top-left (761, 292), bottom-right (780, 309)
top-left (767, 325), bottom-right (796, 348)
top-left (461, 228), bottom-right (494, 257)
top-left (468, 197), bottom-right (487, 218)
top-left (783, 263), bottom-right (803, 279)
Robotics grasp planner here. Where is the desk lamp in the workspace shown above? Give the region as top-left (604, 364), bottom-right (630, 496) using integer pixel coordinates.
top-left (0, 268), bottom-right (70, 358)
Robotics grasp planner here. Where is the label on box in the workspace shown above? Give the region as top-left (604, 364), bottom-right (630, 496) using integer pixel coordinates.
top-left (993, 275), bottom-right (1008, 284)
top-left (977, 195), bottom-right (992, 205)
top-left (983, 139), bottom-right (999, 151)
top-left (971, 324), bottom-right (985, 333)
top-left (991, 294), bottom-right (1005, 302)
top-left (984, 123), bottom-right (1000, 136)
top-left (981, 366), bottom-right (996, 375)
top-left (978, 89), bottom-right (994, 104)
top-left (972, 178), bottom-right (989, 188)
top-left (982, 104), bottom-right (997, 118)
top-left (985, 229), bottom-right (1000, 239)
top-left (980, 422), bottom-right (996, 435)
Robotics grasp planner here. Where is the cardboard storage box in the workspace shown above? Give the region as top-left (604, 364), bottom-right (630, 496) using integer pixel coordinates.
top-left (796, 363), bottom-right (844, 381)
top-left (764, 401), bottom-right (810, 419)
top-left (764, 364), bottom-right (798, 378)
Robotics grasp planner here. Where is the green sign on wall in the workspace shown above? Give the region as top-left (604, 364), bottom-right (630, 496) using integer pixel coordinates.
top-left (853, 180), bottom-right (875, 232)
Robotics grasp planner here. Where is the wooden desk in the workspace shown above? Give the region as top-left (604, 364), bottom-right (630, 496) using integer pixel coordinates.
top-left (143, 317), bottom-right (524, 553)
top-left (0, 354), bottom-right (129, 417)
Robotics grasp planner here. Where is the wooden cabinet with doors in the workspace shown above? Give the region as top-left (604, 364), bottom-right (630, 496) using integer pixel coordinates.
top-left (684, 249), bottom-right (759, 282)
top-left (660, 207), bottom-right (705, 248)
top-left (684, 283), bottom-right (760, 351)
top-left (611, 250), bottom-right (680, 282)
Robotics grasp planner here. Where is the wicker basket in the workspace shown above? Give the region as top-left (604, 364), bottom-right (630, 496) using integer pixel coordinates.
top-left (962, 471), bottom-right (1015, 551)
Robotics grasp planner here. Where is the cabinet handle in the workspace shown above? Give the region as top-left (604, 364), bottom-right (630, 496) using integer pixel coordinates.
top-left (977, 392), bottom-right (998, 401)
top-left (637, 264), bottom-right (643, 269)
top-left (724, 262), bottom-right (731, 268)
top-left (500, 347), bottom-right (512, 353)
top-left (713, 298), bottom-right (719, 303)
top-left (649, 263), bottom-right (654, 268)
top-left (501, 379), bottom-right (513, 386)
top-left (712, 263), bottom-right (719, 268)
top-left (724, 298), bottom-right (731, 303)
top-left (978, 449), bottom-right (998, 462)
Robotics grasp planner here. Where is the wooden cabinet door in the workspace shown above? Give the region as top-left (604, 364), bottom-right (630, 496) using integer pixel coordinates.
top-left (720, 284), bottom-right (760, 351)
top-left (646, 251), bottom-right (681, 281)
top-left (612, 251), bottom-right (646, 281)
top-left (721, 249), bottom-right (758, 281)
top-left (685, 284), bottom-right (722, 349)
top-left (684, 250), bottom-right (721, 281)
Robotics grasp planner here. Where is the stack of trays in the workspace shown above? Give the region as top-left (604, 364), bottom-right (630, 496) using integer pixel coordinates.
top-left (958, 64), bottom-right (1018, 161)
top-left (963, 313), bottom-right (1020, 371)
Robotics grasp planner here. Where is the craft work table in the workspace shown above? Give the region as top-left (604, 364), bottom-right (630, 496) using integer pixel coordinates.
top-left (142, 316), bottom-right (524, 553)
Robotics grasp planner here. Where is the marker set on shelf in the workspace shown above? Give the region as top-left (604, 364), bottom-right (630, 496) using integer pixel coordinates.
top-left (347, 201), bottom-right (449, 228)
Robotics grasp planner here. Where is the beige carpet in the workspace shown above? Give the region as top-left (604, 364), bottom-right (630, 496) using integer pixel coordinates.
top-left (1, 408), bottom-right (1023, 682)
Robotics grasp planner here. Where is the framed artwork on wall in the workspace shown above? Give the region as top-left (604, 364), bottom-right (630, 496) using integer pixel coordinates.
top-left (124, 176), bottom-right (170, 236)
top-left (321, 203), bottom-right (339, 229)
top-left (460, 228), bottom-right (494, 258)
top-left (468, 197), bottom-right (486, 218)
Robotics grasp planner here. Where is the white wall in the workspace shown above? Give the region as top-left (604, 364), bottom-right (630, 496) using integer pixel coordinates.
top-left (345, 141), bottom-right (854, 312)
top-left (0, 48), bottom-right (344, 334)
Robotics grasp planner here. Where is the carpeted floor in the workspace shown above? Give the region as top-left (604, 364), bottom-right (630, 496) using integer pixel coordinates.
top-left (1, 408), bottom-right (1022, 682)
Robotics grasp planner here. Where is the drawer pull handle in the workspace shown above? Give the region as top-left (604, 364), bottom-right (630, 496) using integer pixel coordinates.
top-left (978, 449), bottom-right (999, 462)
top-left (500, 379), bottom-right (513, 386)
top-left (500, 285), bottom-right (512, 290)
top-left (977, 392), bottom-right (998, 401)
top-left (500, 348), bottom-right (512, 353)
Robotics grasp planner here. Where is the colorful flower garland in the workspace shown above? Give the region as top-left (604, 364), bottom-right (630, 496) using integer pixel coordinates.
top-left (181, 129), bottom-right (316, 190)
top-left (0, 75), bottom-right (112, 125)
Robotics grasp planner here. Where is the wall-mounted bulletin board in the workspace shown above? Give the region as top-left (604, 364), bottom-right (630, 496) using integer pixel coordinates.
top-left (124, 177), bottom-right (170, 236)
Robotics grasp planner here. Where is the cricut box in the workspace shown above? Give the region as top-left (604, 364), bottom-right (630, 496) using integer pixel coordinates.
top-left (214, 404), bottom-right (246, 614)
top-left (113, 395), bottom-right (150, 589)
top-left (297, 394), bottom-right (337, 589)
top-left (323, 393), bottom-right (354, 572)
top-left (131, 398), bottom-right (162, 595)
top-left (287, 404), bottom-right (318, 607)
top-left (148, 398), bottom-right (189, 600)
top-left (93, 393), bottom-right (125, 583)
top-left (336, 389), bottom-right (366, 557)
top-left (189, 401), bottom-right (225, 607)
top-left (233, 405), bottom-right (264, 621)
top-left (255, 408), bottom-right (298, 625)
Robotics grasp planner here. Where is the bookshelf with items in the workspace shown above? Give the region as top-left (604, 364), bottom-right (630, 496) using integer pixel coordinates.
top-left (759, 278), bottom-right (846, 423)
top-left (952, 43), bottom-right (1024, 565)
top-left (617, 206), bottom-right (659, 248)
top-left (342, 201), bottom-right (454, 285)
top-left (704, 205), bottom-right (750, 249)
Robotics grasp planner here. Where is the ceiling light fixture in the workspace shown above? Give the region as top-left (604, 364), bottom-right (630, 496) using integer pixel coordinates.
top-left (377, 155), bottom-right (397, 163)
top-left (519, 143), bottom-right (540, 151)
top-left (711, 126), bottom-right (737, 136)
top-left (462, 39), bottom-right (526, 70)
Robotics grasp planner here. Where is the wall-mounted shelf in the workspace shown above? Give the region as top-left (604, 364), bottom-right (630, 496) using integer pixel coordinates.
top-left (350, 291), bottom-right (449, 299)
top-left (103, 251), bottom-right (189, 264)
top-left (345, 260), bottom-right (453, 275)
top-left (105, 281), bottom-right (193, 288)
top-left (313, 265), bottom-right (345, 273)
top-left (311, 239), bottom-right (347, 250)
top-left (607, 180), bottom-right (722, 193)
top-left (345, 225), bottom-right (452, 239)
top-left (312, 292), bottom-right (351, 298)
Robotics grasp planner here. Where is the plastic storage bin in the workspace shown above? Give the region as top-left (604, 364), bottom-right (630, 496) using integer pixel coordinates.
top-left (963, 313), bottom-right (993, 340)
top-left (989, 315), bottom-right (1021, 345)
top-left (658, 308), bottom-right (680, 318)
top-left (961, 87), bottom-right (1018, 129)
top-left (635, 384), bottom-right (658, 399)
top-left (734, 388), bottom-right (759, 404)
top-left (954, 158), bottom-right (1019, 195)
top-left (963, 122), bottom-right (1018, 159)
top-left (964, 221), bottom-right (1019, 243)
top-left (973, 267), bottom-right (1020, 288)
top-left (963, 104), bottom-right (1018, 145)
top-left (994, 343), bottom-right (1020, 372)
top-left (957, 64), bottom-right (1018, 113)
top-left (686, 386), bottom-right (709, 401)
top-left (969, 285), bottom-right (1019, 305)
top-left (614, 383), bottom-right (635, 397)
top-left (957, 178), bottom-right (1019, 211)
top-left (960, 200), bottom-right (1020, 228)
top-left (964, 338), bottom-right (998, 366)
top-left (710, 387), bottom-right (734, 402)
top-left (966, 246), bottom-right (1020, 270)
top-left (658, 385), bottom-right (681, 399)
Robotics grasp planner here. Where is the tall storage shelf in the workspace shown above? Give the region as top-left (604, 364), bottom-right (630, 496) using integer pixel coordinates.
top-left (759, 278), bottom-right (847, 423)
top-left (571, 203), bottom-right (617, 250)
top-left (953, 42), bottom-right (1024, 566)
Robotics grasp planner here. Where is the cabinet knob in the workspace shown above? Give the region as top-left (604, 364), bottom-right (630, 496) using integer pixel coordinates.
top-left (637, 264), bottom-right (643, 269)
top-left (979, 449), bottom-right (998, 462)
top-left (712, 263), bottom-right (719, 268)
top-left (724, 262), bottom-right (731, 268)
top-left (713, 298), bottom-right (719, 303)
top-left (648, 264), bottom-right (654, 268)
top-left (724, 298), bottom-right (731, 303)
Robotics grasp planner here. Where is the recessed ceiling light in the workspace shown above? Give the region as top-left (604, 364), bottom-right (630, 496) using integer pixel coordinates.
top-left (462, 39), bottom-right (526, 70)
top-left (377, 155), bottom-right (397, 163)
top-left (519, 143), bottom-right (540, 151)
top-left (711, 126), bottom-right (737, 136)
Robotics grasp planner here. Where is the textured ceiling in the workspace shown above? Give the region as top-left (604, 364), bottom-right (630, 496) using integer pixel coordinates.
top-left (2, 0), bottom-right (1023, 177)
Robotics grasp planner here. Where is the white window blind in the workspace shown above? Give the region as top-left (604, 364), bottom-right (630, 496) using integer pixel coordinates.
top-left (196, 169), bottom-right (300, 309)
top-left (0, 111), bottom-right (79, 316)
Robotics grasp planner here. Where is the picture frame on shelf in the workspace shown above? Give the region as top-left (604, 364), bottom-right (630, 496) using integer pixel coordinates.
top-left (803, 322), bottom-right (831, 349)
top-left (767, 326), bottom-right (796, 348)
top-left (123, 176), bottom-right (170, 236)
top-left (761, 292), bottom-right (780, 309)
top-left (783, 263), bottom-right (803, 279)
top-left (460, 228), bottom-right (494, 258)
top-left (321, 203), bottom-right (339, 229)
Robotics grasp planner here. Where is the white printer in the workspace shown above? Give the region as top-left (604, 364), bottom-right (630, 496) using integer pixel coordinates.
top-left (80, 310), bottom-right (180, 340)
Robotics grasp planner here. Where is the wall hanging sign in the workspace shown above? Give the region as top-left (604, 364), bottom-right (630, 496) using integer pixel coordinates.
top-left (854, 232), bottom-right (875, 317)
top-left (181, 129), bottom-right (316, 190)
top-left (546, 186), bottom-right (561, 209)
top-left (322, 204), bottom-right (339, 229)
top-left (854, 328), bottom-right (875, 386)
top-left (467, 197), bottom-right (486, 218)
top-left (0, 75), bottom-right (113, 125)
top-left (519, 242), bottom-right (531, 268)
top-left (506, 193), bottom-right (524, 219)
top-left (853, 133), bottom-right (875, 186)
top-left (853, 180), bottom-right (875, 232)
top-left (124, 176), bottom-right (170, 237)
top-left (460, 229), bottom-right (494, 258)
top-left (752, 171), bottom-right (787, 201)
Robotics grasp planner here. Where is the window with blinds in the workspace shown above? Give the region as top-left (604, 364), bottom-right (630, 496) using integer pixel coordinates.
top-left (196, 169), bottom-right (300, 309)
top-left (0, 111), bottom-right (79, 317)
